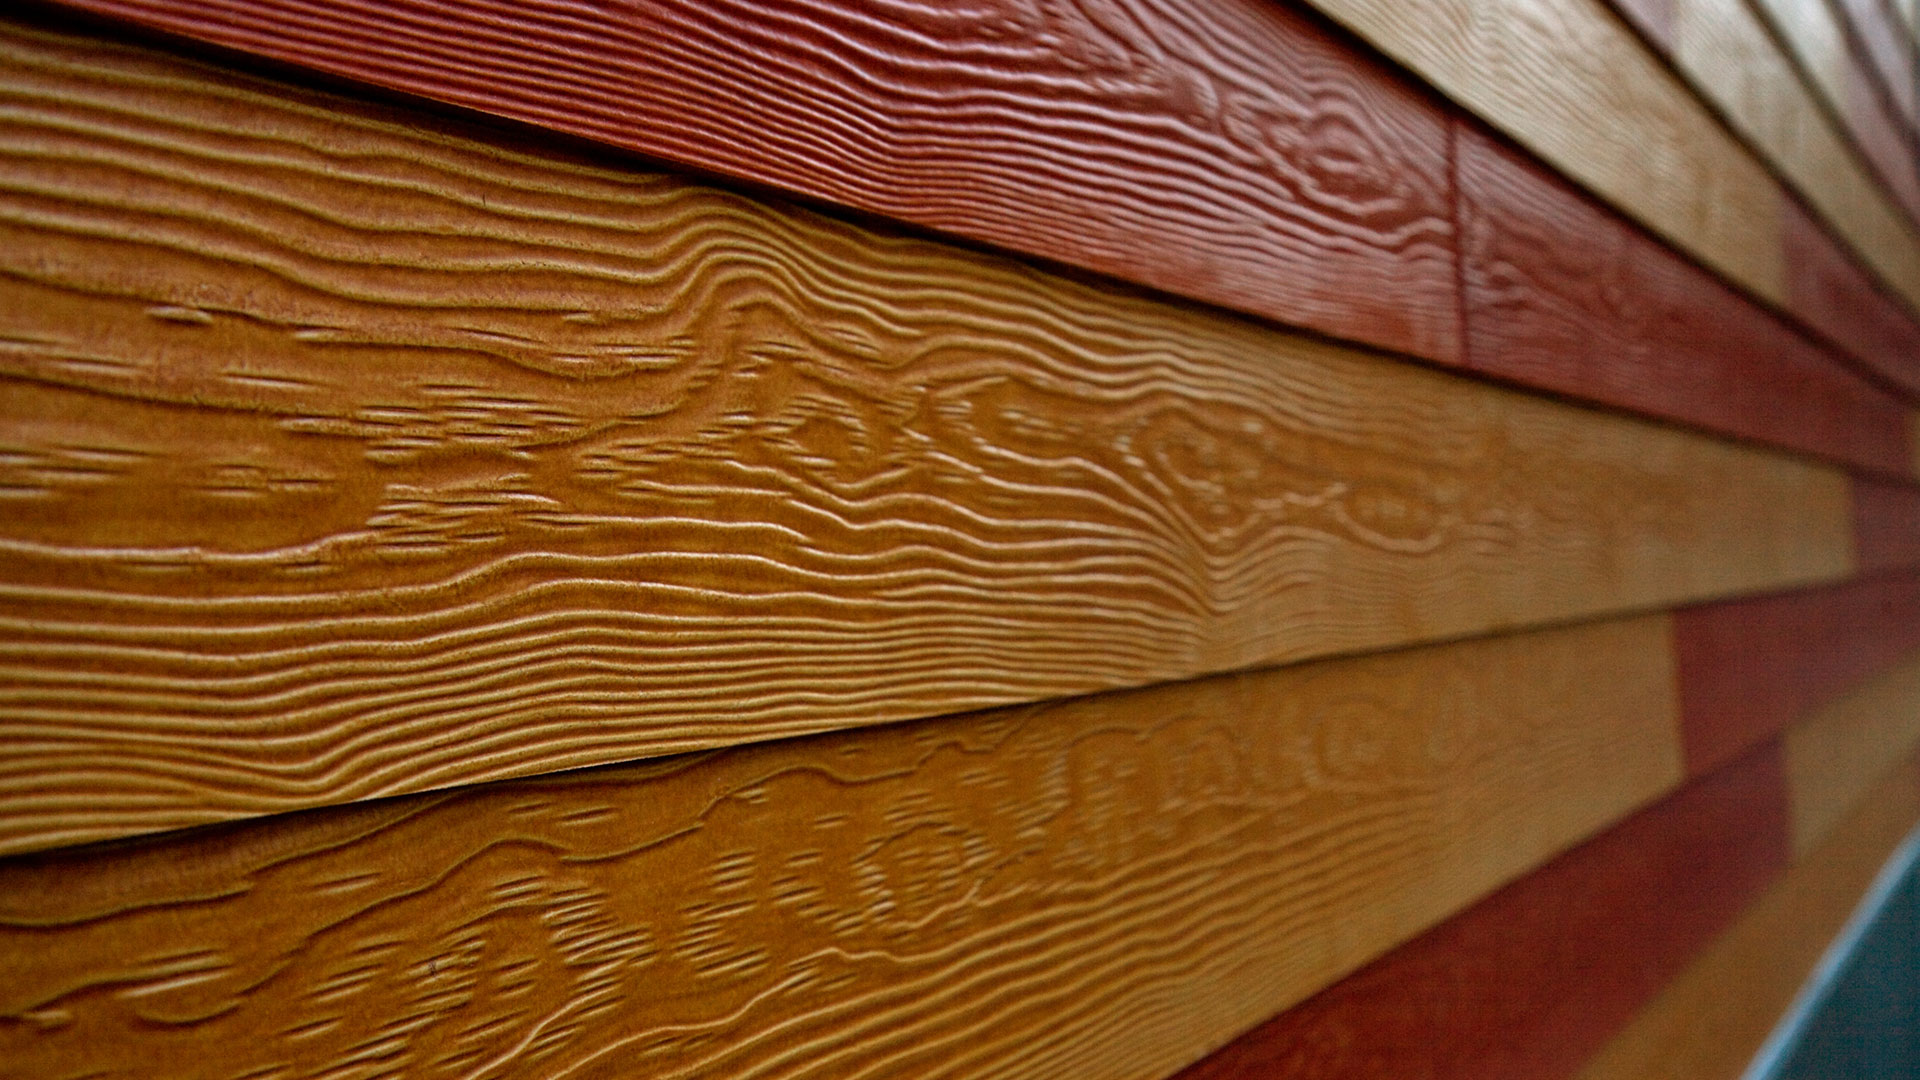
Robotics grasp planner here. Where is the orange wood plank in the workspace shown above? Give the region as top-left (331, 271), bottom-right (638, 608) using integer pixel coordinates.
top-left (0, 18), bottom-right (1849, 855)
top-left (0, 617), bottom-right (1683, 1080)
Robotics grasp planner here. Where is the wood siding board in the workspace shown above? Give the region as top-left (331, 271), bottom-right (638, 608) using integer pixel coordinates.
top-left (19, 0), bottom-right (1466, 363)
top-left (1309, 0), bottom-right (1920, 330)
top-left (1173, 738), bottom-right (1790, 1080)
top-left (1300, 0), bottom-right (1790, 307)
top-left (1751, 0), bottom-right (1920, 237)
top-left (0, 19), bottom-right (1852, 856)
top-left (1674, 570), bottom-right (1920, 777)
top-left (1660, 0), bottom-right (1920, 282)
top-left (1456, 120), bottom-right (1913, 476)
top-left (1785, 647), bottom-right (1920, 853)
top-left (1853, 476), bottom-right (1920, 572)
top-left (0, 616), bottom-right (1684, 1080)
top-left (1578, 753), bottom-right (1920, 1080)
top-left (1835, 0), bottom-right (1920, 130)
top-left (1782, 199), bottom-right (1920, 402)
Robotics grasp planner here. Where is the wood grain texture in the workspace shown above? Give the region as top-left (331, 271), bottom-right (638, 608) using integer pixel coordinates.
top-left (1661, 0), bottom-right (1920, 283)
top-left (1173, 739), bottom-right (1789, 1080)
top-left (1785, 647), bottom-right (1920, 853)
top-left (1311, 0), bottom-right (1920, 319)
top-left (0, 20), bottom-right (1851, 856)
top-left (23, 0), bottom-right (1466, 363)
top-left (1748, 0), bottom-right (1920, 230)
top-left (1577, 752), bottom-right (1920, 1080)
top-left (0, 616), bottom-right (1684, 1080)
top-left (1854, 476), bottom-right (1920, 571)
top-left (1676, 571), bottom-right (1920, 776)
top-left (1782, 199), bottom-right (1920, 401)
top-left (1304, 0), bottom-right (1788, 308)
top-left (1456, 121), bottom-right (1912, 476)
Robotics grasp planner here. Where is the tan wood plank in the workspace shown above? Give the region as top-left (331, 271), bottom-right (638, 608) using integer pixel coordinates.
top-left (1305, 0), bottom-right (1920, 317)
top-left (1786, 647), bottom-right (1920, 852)
top-left (1667, 0), bottom-right (1920, 300)
top-left (1576, 751), bottom-right (1920, 1080)
top-left (0, 20), bottom-right (1850, 855)
top-left (1302, 0), bottom-right (1790, 307)
top-left (0, 615), bottom-right (1684, 1080)
top-left (1748, 0), bottom-right (1920, 223)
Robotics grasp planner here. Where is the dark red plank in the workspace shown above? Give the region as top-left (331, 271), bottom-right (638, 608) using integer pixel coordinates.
top-left (1783, 167), bottom-right (1920, 403)
top-left (1676, 570), bottom-right (1920, 777)
top-left (31, 0), bottom-right (1462, 363)
top-left (1856, 477), bottom-right (1920, 573)
top-left (1457, 121), bottom-right (1913, 477)
top-left (1174, 741), bottom-right (1790, 1080)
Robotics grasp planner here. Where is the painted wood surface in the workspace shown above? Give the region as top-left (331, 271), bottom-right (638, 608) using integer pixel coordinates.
top-left (1310, 0), bottom-right (1920, 318)
top-left (1748, 0), bottom-right (1920, 226)
top-left (1675, 571), bottom-right (1920, 776)
top-left (0, 616), bottom-right (1683, 1080)
top-left (1783, 200), bottom-right (1920, 400)
top-left (1785, 648), bottom-right (1920, 853)
top-left (1633, 0), bottom-right (1920, 280)
top-left (0, 20), bottom-right (1851, 856)
top-left (1455, 121), bottom-right (1911, 477)
top-left (14, 0), bottom-right (1464, 363)
top-left (1173, 739), bottom-right (1788, 1080)
top-left (1578, 753), bottom-right (1920, 1080)
top-left (1300, 0), bottom-right (1786, 306)
top-left (1835, 0), bottom-right (1920, 130)
top-left (1854, 476), bottom-right (1920, 572)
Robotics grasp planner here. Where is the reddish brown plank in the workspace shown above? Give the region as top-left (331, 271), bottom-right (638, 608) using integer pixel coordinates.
top-left (1456, 121), bottom-right (1912, 476)
top-left (28, 0), bottom-right (1462, 363)
top-left (1855, 476), bottom-right (1920, 572)
top-left (1675, 570), bottom-right (1920, 777)
top-left (1173, 740), bottom-right (1790, 1080)
top-left (1579, 750), bottom-right (1920, 1080)
top-left (1783, 196), bottom-right (1920, 401)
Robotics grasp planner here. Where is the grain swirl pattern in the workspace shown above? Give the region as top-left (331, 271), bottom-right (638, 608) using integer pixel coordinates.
top-left (33, 0), bottom-right (1463, 362)
top-left (0, 20), bottom-right (1850, 854)
top-left (1303, 0), bottom-right (1790, 307)
top-left (0, 616), bottom-right (1683, 1080)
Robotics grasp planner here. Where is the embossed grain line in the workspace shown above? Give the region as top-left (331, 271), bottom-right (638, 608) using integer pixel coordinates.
top-left (0, 19), bottom-right (1853, 854)
top-left (38, 0), bottom-right (1465, 363)
top-left (0, 616), bottom-right (1684, 1080)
